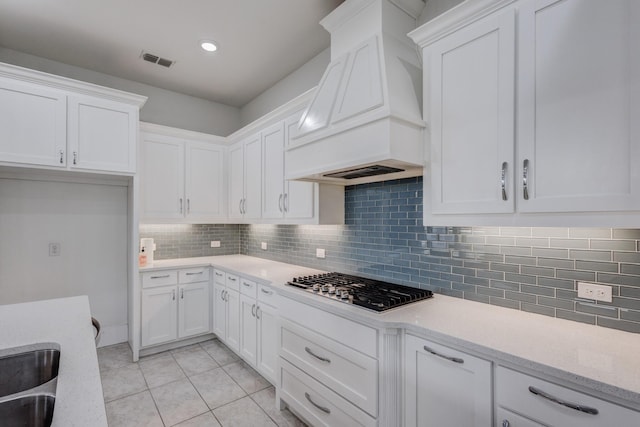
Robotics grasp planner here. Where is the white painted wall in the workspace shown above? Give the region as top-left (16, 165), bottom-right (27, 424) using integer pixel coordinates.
top-left (0, 47), bottom-right (241, 136)
top-left (0, 177), bottom-right (129, 346)
top-left (239, 48), bottom-right (330, 126)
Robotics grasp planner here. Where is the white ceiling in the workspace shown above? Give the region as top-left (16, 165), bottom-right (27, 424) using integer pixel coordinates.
top-left (0, 0), bottom-right (344, 107)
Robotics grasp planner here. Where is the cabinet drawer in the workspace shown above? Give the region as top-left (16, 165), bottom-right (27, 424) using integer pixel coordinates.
top-left (497, 407), bottom-right (544, 427)
top-left (240, 277), bottom-right (257, 298)
top-left (258, 284), bottom-right (278, 306)
top-left (179, 267), bottom-right (210, 284)
top-left (225, 273), bottom-right (240, 291)
top-left (213, 269), bottom-right (226, 285)
top-left (280, 358), bottom-right (376, 427)
top-left (280, 318), bottom-right (377, 416)
top-left (496, 367), bottom-right (639, 426)
top-left (141, 270), bottom-right (178, 288)
top-left (280, 296), bottom-right (377, 357)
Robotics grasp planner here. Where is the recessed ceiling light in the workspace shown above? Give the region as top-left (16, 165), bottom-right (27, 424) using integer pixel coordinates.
top-left (200, 40), bottom-right (218, 52)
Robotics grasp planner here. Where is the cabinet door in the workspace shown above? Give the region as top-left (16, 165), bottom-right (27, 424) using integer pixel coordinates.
top-left (213, 283), bottom-right (227, 340)
top-left (517, 0), bottom-right (640, 212)
top-left (256, 302), bottom-right (278, 385)
top-left (228, 142), bottom-right (244, 220)
top-left (140, 135), bottom-right (185, 220)
top-left (178, 282), bottom-right (210, 338)
top-left (0, 78), bottom-right (66, 167)
top-left (239, 294), bottom-right (258, 366)
top-left (244, 134), bottom-right (262, 219)
top-left (262, 122), bottom-right (285, 219)
top-left (185, 142), bottom-right (225, 221)
top-left (68, 95), bottom-right (138, 173)
top-left (283, 112), bottom-right (315, 220)
top-left (428, 9), bottom-right (515, 214)
top-left (141, 286), bottom-right (178, 347)
top-left (496, 407), bottom-right (544, 427)
top-left (225, 288), bottom-right (241, 353)
top-left (404, 335), bottom-right (492, 427)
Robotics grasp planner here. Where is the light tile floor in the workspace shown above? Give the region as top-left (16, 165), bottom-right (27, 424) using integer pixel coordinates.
top-left (98, 339), bottom-right (307, 427)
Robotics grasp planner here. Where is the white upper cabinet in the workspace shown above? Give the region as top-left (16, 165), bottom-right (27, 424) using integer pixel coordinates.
top-left (0, 62), bottom-right (145, 174)
top-left (410, 0), bottom-right (640, 226)
top-left (140, 123), bottom-right (226, 223)
top-left (262, 122), bottom-right (286, 219)
top-left (0, 78), bottom-right (66, 168)
top-left (516, 0), bottom-right (640, 213)
top-left (427, 9), bottom-right (515, 215)
top-left (68, 95), bottom-right (138, 173)
top-left (228, 134), bottom-right (262, 221)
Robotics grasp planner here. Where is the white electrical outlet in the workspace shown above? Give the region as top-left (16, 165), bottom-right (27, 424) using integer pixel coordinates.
top-left (210, 241), bottom-right (221, 248)
top-left (316, 248), bottom-right (326, 259)
top-left (577, 282), bottom-right (612, 302)
top-left (261, 242), bottom-right (268, 250)
top-left (49, 242), bottom-right (61, 256)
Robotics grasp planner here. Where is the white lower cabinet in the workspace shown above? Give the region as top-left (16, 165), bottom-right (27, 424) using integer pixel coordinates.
top-left (211, 270), bottom-right (242, 354)
top-left (278, 296), bottom-right (378, 426)
top-left (256, 297), bottom-right (278, 384)
top-left (496, 366), bottom-right (639, 427)
top-left (240, 292), bottom-right (258, 365)
top-left (141, 267), bottom-right (211, 347)
top-left (404, 334), bottom-right (492, 427)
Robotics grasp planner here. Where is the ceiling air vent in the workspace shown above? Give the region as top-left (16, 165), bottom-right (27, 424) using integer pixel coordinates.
top-left (141, 51), bottom-right (174, 68)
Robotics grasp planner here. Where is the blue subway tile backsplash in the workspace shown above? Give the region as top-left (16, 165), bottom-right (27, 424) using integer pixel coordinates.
top-left (141, 177), bottom-right (640, 334)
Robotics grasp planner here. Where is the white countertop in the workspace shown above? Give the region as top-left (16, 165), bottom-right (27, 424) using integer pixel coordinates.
top-left (0, 296), bottom-right (107, 427)
top-left (142, 255), bottom-right (640, 410)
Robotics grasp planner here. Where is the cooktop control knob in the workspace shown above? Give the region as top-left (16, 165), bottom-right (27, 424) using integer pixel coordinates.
top-left (312, 284), bottom-right (320, 292)
top-left (340, 290), bottom-right (349, 300)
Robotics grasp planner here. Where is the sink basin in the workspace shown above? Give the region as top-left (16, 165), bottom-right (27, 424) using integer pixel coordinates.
top-left (0, 348), bottom-right (60, 397)
top-left (0, 394), bottom-right (55, 427)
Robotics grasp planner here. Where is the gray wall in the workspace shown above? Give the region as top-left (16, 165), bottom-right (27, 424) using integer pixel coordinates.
top-left (418, 0), bottom-right (465, 25)
top-left (239, 48), bottom-right (329, 126)
top-left (0, 47), bottom-right (241, 136)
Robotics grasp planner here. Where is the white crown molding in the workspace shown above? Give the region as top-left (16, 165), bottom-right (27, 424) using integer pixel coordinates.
top-left (408, 0), bottom-right (515, 47)
top-left (0, 61), bottom-right (147, 107)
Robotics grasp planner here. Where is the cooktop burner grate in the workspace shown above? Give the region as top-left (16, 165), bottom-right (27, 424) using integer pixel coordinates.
top-left (286, 272), bottom-right (433, 312)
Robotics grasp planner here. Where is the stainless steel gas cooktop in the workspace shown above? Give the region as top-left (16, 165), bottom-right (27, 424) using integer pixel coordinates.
top-left (286, 272), bottom-right (433, 312)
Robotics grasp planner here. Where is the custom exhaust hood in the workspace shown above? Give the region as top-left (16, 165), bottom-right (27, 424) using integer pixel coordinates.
top-left (285, 0), bottom-right (426, 186)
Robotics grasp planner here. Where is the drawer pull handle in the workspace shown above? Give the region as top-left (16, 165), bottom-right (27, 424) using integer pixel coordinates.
top-left (528, 386), bottom-right (599, 415)
top-left (228, 277), bottom-right (237, 282)
top-left (305, 392), bottom-right (330, 414)
top-left (261, 288), bottom-right (273, 295)
top-left (150, 274), bottom-right (170, 279)
top-left (186, 272), bottom-right (203, 275)
top-left (423, 345), bottom-right (464, 364)
top-left (305, 347), bottom-right (331, 364)
top-left (243, 282), bottom-right (252, 288)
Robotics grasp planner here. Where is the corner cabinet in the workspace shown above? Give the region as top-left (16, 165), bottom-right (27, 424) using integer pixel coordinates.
top-left (404, 334), bottom-right (493, 427)
top-left (0, 63), bottom-right (145, 174)
top-left (140, 123), bottom-right (226, 223)
top-left (410, 0), bottom-right (640, 226)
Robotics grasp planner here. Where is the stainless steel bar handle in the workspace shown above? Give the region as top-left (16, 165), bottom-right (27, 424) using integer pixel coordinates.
top-left (186, 272), bottom-right (203, 275)
top-left (251, 304), bottom-right (256, 317)
top-left (187, 198), bottom-right (190, 213)
top-left (502, 420), bottom-right (510, 427)
top-left (223, 290), bottom-right (228, 301)
top-left (180, 288), bottom-right (184, 299)
top-left (261, 288), bottom-right (273, 295)
top-left (305, 346), bottom-right (331, 363)
top-left (239, 199), bottom-right (243, 214)
top-left (215, 271), bottom-right (224, 277)
top-left (220, 290), bottom-right (225, 301)
top-left (501, 162), bottom-right (508, 201)
top-left (73, 151), bottom-right (78, 165)
top-left (243, 198), bottom-right (247, 214)
top-left (228, 277), bottom-right (237, 282)
top-left (151, 274), bottom-right (170, 279)
top-left (59, 150), bottom-right (64, 164)
top-left (243, 282), bottom-right (252, 288)
top-left (305, 392), bottom-right (331, 414)
top-left (523, 159), bottom-right (530, 200)
top-left (423, 345), bottom-right (464, 364)
top-left (179, 198), bottom-right (183, 213)
top-left (256, 306), bottom-right (261, 319)
top-left (528, 386), bottom-right (598, 415)
top-left (278, 194), bottom-right (283, 212)
top-left (284, 193), bottom-right (289, 212)
top-left (172, 290), bottom-right (176, 301)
